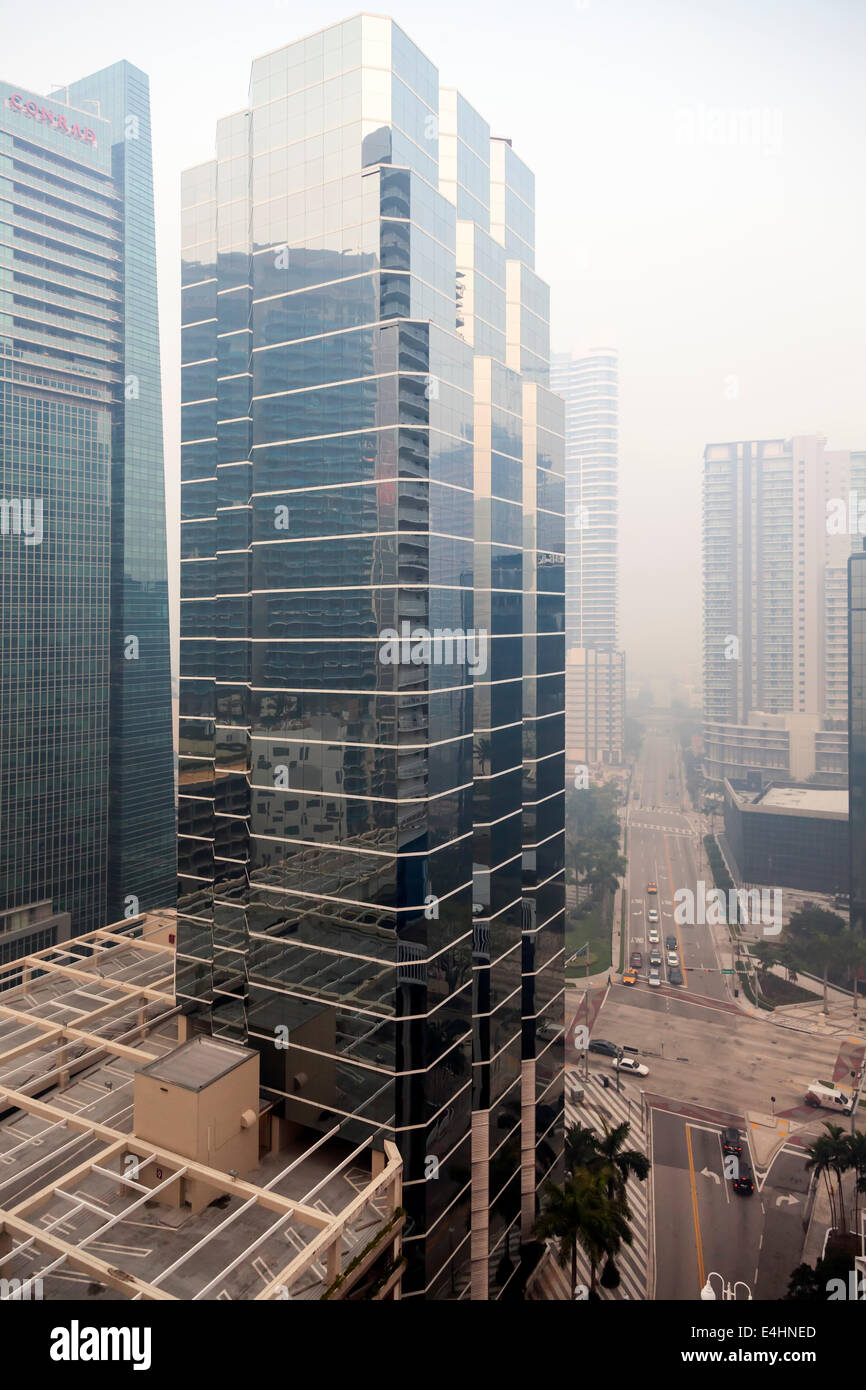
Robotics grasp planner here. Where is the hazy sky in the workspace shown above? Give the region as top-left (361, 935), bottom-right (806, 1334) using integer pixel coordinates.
top-left (5, 0), bottom-right (865, 683)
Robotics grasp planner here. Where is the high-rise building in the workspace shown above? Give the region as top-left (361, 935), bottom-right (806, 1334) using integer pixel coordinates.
top-left (849, 547), bottom-right (866, 936)
top-left (177, 15), bottom-right (565, 1300)
top-left (702, 435), bottom-right (865, 783)
top-left (551, 348), bottom-right (625, 765)
top-left (0, 67), bottom-right (175, 945)
top-left (565, 646), bottom-right (625, 769)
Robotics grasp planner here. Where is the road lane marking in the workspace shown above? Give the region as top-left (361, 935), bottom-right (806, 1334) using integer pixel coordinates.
top-left (664, 832), bottom-right (688, 988)
top-left (685, 1123), bottom-right (706, 1291)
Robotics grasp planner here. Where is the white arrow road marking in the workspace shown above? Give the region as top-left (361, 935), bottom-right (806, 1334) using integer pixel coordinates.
top-left (701, 1168), bottom-right (720, 1184)
top-left (775, 1193), bottom-right (799, 1207)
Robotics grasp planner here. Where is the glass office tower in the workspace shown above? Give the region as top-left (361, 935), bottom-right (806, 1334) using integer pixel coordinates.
top-left (0, 66), bottom-right (174, 941)
top-left (177, 16), bottom-right (565, 1299)
top-left (849, 549), bottom-right (866, 937)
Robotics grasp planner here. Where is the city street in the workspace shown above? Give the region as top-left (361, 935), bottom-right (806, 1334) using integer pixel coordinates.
top-left (566, 716), bottom-right (866, 1300)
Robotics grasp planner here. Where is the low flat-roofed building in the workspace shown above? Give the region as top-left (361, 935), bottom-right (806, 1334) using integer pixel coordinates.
top-left (0, 914), bottom-right (403, 1301)
top-left (724, 779), bottom-right (849, 895)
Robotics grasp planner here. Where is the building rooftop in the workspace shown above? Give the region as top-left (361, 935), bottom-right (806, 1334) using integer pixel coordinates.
top-left (728, 780), bottom-right (848, 818)
top-left (758, 785), bottom-right (848, 816)
top-left (139, 1035), bottom-right (256, 1091)
top-left (0, 915), bottom-right (402, 1301)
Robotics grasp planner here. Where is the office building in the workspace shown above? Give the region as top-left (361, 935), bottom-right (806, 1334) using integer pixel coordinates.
top-left (849, 548), bottom-right (866, 935)
top-left (177, 16), bottom-right (565, 1300)
top-left (724, 780), bottom-right (848, 895)
top-left (703, 711), bottom-right (847, 787)
top-left (551, 348), bottom-right (625, 765)
top-left (565, 646), bottom-right (625, 768)
top-left (702, 436), bottom-right (865, 782)
top-left (0, 68), bottom-right (175, 945)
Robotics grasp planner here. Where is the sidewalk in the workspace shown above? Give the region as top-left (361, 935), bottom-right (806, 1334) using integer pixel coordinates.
top-left (802, 1170), bottom-right (863, 1269)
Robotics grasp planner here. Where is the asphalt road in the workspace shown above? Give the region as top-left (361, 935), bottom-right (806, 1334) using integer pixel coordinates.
top-left (569, 717), bottom-right (859, 1300)
top-left (652, 1106), bottom-right (812, 1300)
top-left (624, 724), bottom-right (729, 1002)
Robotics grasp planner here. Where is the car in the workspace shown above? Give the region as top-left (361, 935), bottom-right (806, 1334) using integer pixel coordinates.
top-left (649, 949), bottom-right (662, 967)
top-left (630, 951), bottom-right (642, 969)
top-left (721, 1127), bottom-right (742, 1157)
top-left (588, 1038), bottom-right (619, 1057)
top-left (647, 882), bottom-right (657, 894)
top-left (666, 951), bottom-right (679, 967)
top-left (805, 1081), bottom-right (853, 1114)
top-left (648, 969), bottom-right (661, 989)
top-left (647, 908), bottom-right (660, 924)
top-left (648, 928), bottom-right (660, 943)
top-left (612, 1057), bottom-right (649, 1077)
top-left (622, 970), bottom-right (638, 987)
top-left (733, 1161), bottom-right (754, 1195)
top-left (665, 935), bottom-right (677, 951)
top-left (668, 966), bottom-right (684, 986)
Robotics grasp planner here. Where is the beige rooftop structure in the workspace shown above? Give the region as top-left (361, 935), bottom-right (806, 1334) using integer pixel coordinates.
top-left (0, 914), bottom-right (403, 1301)
top-left (757, 785), bottom-right (848, 816)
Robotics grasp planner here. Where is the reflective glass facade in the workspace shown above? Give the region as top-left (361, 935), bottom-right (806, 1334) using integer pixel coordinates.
top-left (550, 349), bottom-right (618, 650)
top-left (849, 551), bottom-right (866, 935)
top-left (0, 66), bottom-right (174, 935)
top-left (178, 16), bottom-right (564, 1299)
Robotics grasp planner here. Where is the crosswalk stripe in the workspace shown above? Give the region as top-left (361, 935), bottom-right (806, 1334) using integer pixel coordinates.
top-left (550, 1083), bottom-right (650, 1300)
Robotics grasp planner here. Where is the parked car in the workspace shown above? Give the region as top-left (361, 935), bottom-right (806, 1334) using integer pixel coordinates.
top-left (805, 1081), bottom-right (853, 1114)
top-left (666, 951), bottom-right (679, 967)
top-left (647, 908), bottom-right (660, 924)
top-left (588, 1039), bottom-right (618, 1057)
top-left (668, 966), bottom-right (684, 986)
top-left (665, 935), bottom-right (678, 951)
top-left (630, 951), bottom-right (643, 969)
top-left (721, 1127), bottom-right (742, 1157)
top-left (733, 1161), bottom-right (754, 1195)
top-left (612, 1057), bottom-right (649, 1077)
top-left (648, 969), bottom-right (662, 989)
top-left (647, 882), bottom-right (657, 894)
top-left (622, 970), bottom-right (638, 987)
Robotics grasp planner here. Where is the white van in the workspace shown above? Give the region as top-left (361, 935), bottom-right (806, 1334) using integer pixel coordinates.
top-left (805, 1080), bottom-right (852, 1114)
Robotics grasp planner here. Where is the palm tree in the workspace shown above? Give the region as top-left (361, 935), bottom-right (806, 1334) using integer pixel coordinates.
top-left (805, 1130), bottom-right (841, 1230)
top-left (805, 1124), bottom-right (852, 1233)
top-left (564, 1122), bottom-right (602, 1173)
top-left (537, 1168), bottom-right (633, 1299)
top-left (595, 1119), bottom-right (652, 1199)
top-left (845, 1129), bottom-right (866, 1235)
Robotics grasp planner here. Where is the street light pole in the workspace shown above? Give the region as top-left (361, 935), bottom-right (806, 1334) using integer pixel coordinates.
top-left (700, 1272), bottom-right (753, 1301)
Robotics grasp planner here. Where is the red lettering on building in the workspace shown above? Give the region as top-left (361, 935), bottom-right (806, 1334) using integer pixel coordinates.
top-left (6, 93), bottom-right (96, 144)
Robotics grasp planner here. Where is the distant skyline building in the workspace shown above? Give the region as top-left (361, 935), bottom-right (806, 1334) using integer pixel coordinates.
top-left (551, 347), bottom-right (624, 764)
top-left (177, 15), bottom-right (565, 1300)
top-left (0, 66), bottom-right (175, 949)
top-left (702, 435), bottom-right (865, 784)
top-left (565, 646), bottom-right (625, 769)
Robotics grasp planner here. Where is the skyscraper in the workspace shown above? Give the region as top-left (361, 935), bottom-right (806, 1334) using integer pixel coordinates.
top-left (0, 67), bottom-right (175, 946)
top-left (703, 436), bottom-right (866, 785)
top-left (551, 348), bottom-right (625, 765)
top-left (177, 14), bottom-right (565, 1299)
top-left (849, 547), bottom-right (866, 937)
